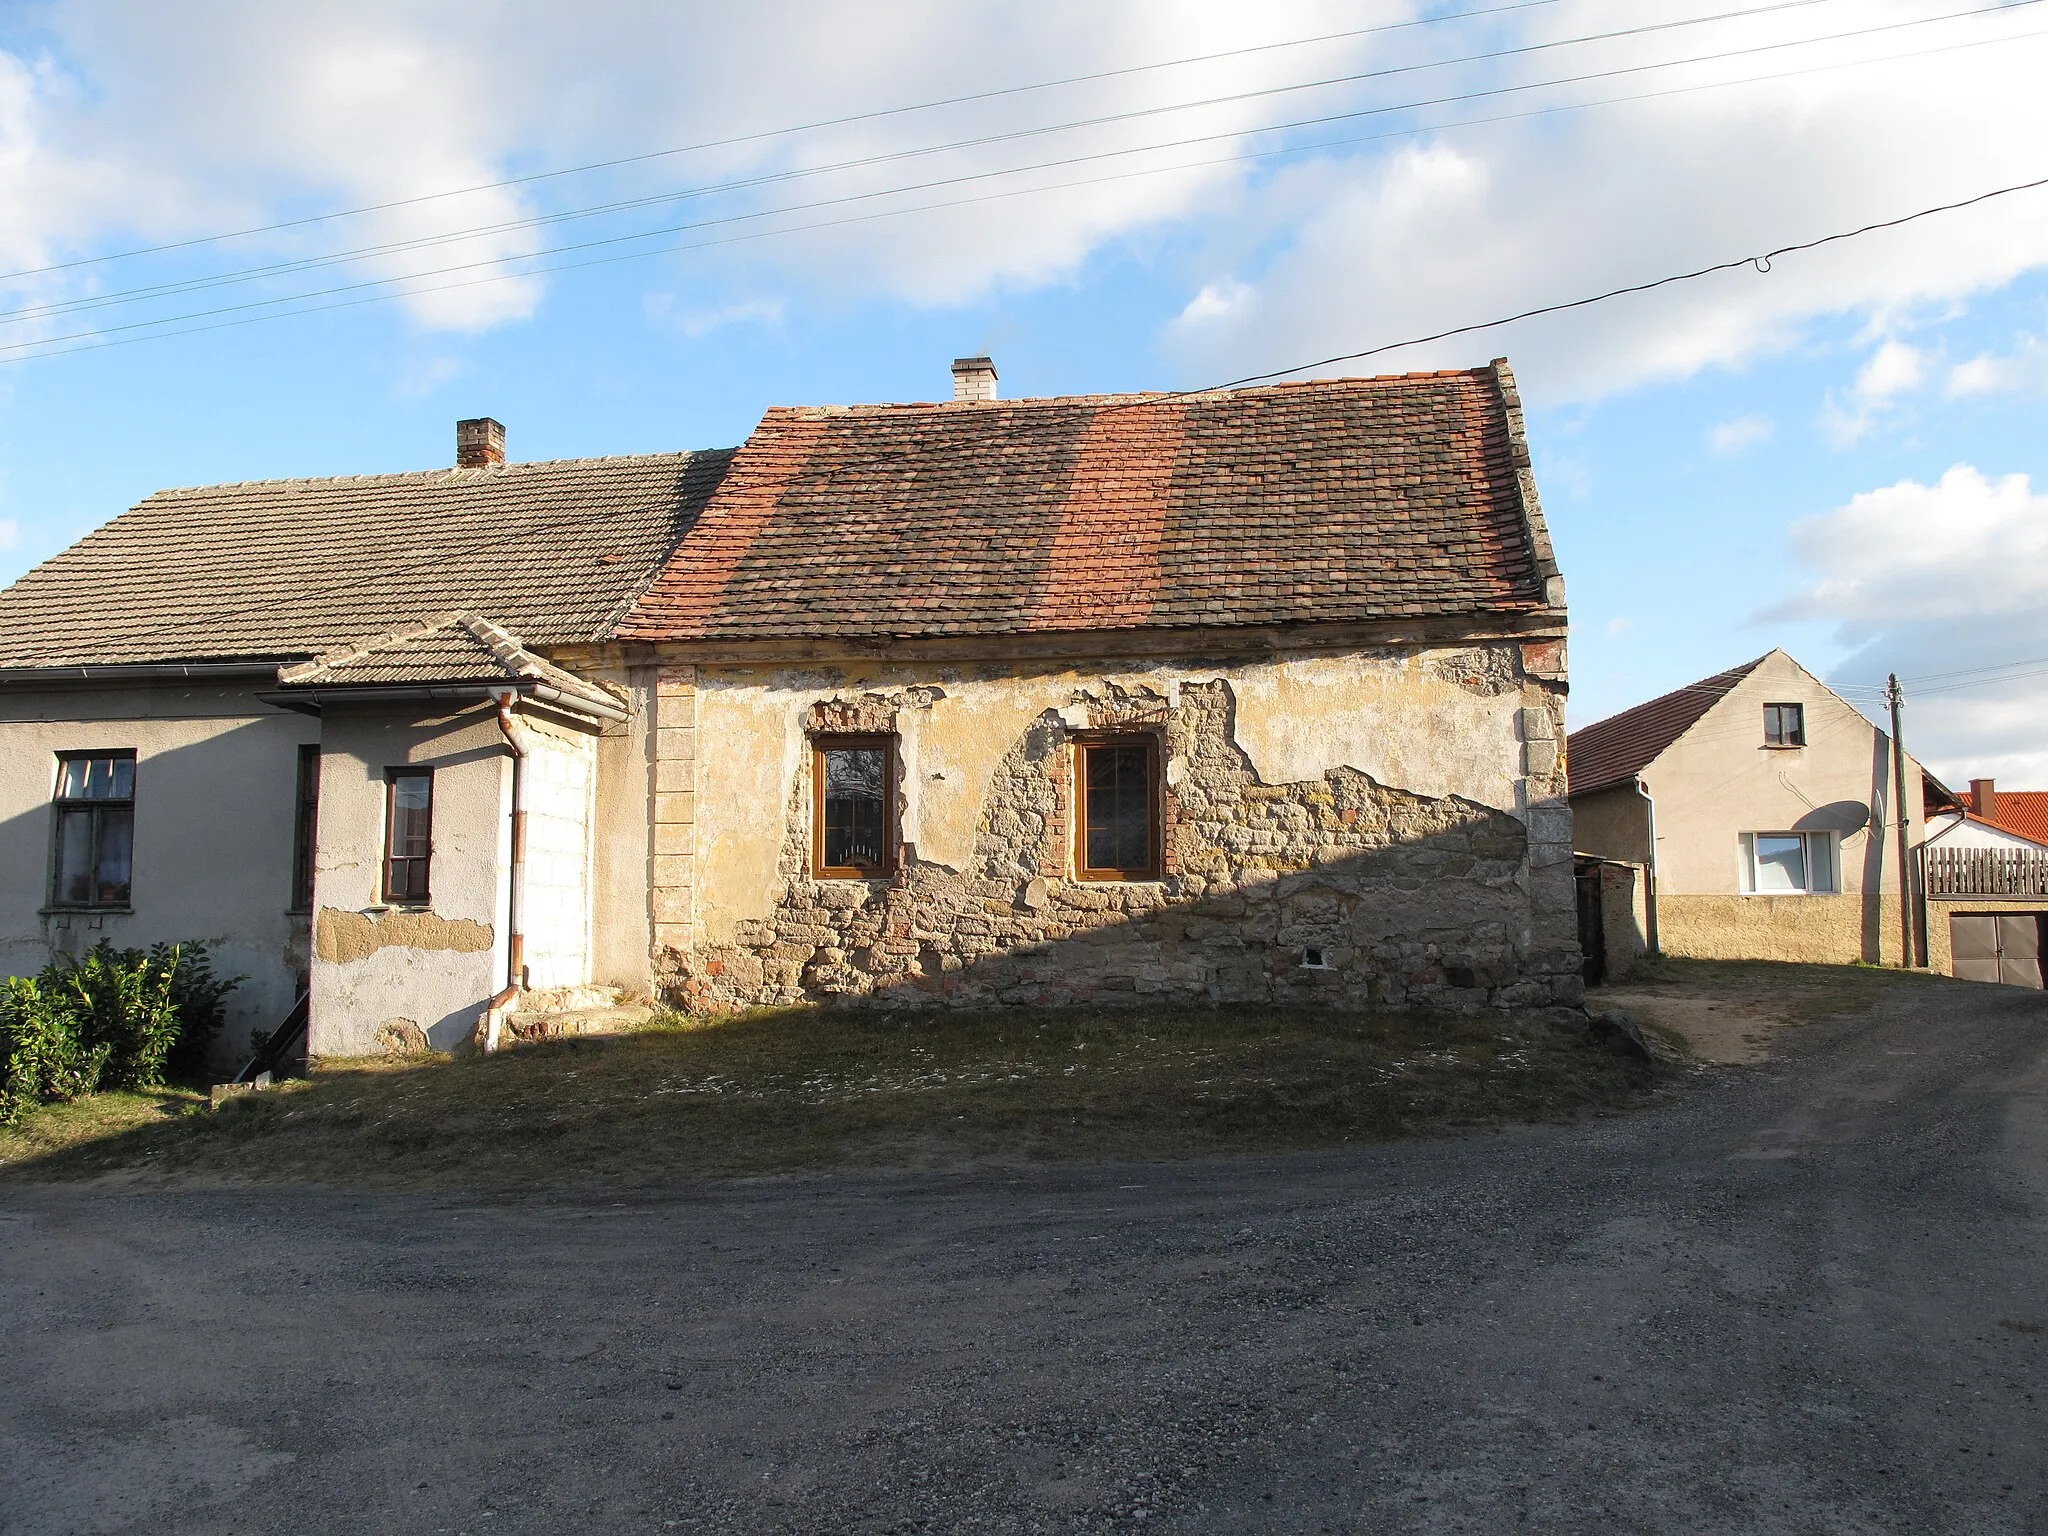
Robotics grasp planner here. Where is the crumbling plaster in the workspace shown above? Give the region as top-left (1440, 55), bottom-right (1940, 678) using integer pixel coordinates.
top-left (673, 642), bottom-right (1576, 1013)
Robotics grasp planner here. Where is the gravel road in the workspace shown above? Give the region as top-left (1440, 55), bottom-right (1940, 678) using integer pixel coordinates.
top-left (3, 974), bottom-right (2045, 1534)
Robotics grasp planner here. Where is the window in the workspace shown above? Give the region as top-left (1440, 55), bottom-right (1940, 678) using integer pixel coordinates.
top-left (291, 745), bottom-right (321, 912)
top-left (383, 768), bottom-right (434, 905)
top-left (812, 736), bottom-right (895, 878)
top-left (1741, 831), bottom-right (1836, 895)
top-left (1764, 703), bottom-right (1805, 747)
top-left (1076, 736), bottom-right (1160, 880)
top-left (50, 751), bottom-right (135, 908)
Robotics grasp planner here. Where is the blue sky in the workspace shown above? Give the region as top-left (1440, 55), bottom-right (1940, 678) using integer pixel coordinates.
top-left (1, 0), bottom-right (2045, 780)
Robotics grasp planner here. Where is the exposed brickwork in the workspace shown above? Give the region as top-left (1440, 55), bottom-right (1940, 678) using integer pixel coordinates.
top-left (664, 653), bottom-right (1581, 1015)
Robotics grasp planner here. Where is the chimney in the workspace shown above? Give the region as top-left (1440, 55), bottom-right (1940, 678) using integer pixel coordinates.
top-left (456, 417), bottom-right (506, 468)
top-left (951, 356), bottom-right (998, 403)
top-left (1971, 777), bottom-right (1998, 820)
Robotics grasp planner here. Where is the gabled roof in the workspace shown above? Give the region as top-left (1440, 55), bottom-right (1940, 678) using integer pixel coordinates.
top-left (1566, 655), bottom-right (1768, 797)
top-left (621, 361), bottom-right (1562, 643)
top-left (274, 613), bottom-right (622, 717)
top-left (0, 450), bottom-right (734, 671)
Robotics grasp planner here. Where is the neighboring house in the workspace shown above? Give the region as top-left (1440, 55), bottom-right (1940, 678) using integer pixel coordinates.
top-left (0, 357), bottom-right (1582, 1062)
top-left (1918, 777), bottom-right (2048, 987)
top-left (1568, 649), bottom-right (1925, 967)
top-left (1921, 777), bottom-right (2048, 852)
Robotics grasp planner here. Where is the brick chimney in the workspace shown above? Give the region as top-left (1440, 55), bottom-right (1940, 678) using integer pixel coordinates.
top-left (1971, 777), bottom-right (1998, 820)
top-left (951, 356), bottom-right (998, 403)
top-left (456, 417), bottom-right (506, 468)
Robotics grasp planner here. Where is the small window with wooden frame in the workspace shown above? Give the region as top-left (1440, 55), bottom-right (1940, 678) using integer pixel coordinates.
top-left (382, 767), bottom-right (434, 906)
top-left (290, 744), bottom-right (321, 913)
top-left (812, 735), bottom-right (896, 879)
top-left (1074, 734), bottom-right (1161, 881)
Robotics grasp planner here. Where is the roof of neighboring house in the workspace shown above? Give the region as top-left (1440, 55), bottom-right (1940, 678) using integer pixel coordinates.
top-left (274, 612), bottom-right (622, 715)
top-left (620, 362), bottom-right (1561, 643)
top-left (1972, 791), bottom-right (2048, 845)
top-left (0, 451), bottom-right (735, 670)
top-left (1566, 655), bottom-right (1769, 797)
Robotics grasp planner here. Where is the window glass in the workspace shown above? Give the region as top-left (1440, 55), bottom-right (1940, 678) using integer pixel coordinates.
top-left (291, 746), bottom-right (320, 911)
top-left (51, 751), bottom-right (135, 907)
top-left (821, 746), bottom-right (889, 873)
top-left (1080, 740), bottom-right (1157, 877)
top-left (1765, 703), bottom-right (1805, 747)
top-left (1754, 834), bottom-right (1808, 892)
top-left (384, 770), bottom-right (433, 904)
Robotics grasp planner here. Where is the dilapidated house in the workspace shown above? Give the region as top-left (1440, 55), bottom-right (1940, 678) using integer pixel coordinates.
top-left (0, 358), bottom-right (1579, 1063)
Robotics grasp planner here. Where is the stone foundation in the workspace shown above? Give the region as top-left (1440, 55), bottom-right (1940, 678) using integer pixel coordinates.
top-left (664, 667), bottom-right (1580, 1014)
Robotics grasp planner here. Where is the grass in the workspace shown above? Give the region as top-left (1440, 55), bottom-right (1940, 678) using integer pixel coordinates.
top-left (0, 1002), bottom-right (1663, 1190)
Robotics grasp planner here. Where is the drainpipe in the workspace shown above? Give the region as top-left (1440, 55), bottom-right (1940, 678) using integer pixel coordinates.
top-left (481, 691), bottom-right (529, 1050)
top-left (1635, 777), bottom-right (1662, 957)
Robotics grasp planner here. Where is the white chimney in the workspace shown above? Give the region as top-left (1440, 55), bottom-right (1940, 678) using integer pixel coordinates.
top-left (951, 356), bottom-right (998, 403)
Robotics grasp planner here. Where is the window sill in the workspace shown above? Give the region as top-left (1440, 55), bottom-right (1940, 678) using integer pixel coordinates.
top-left (1760, 744), bottom-right (1806, 751)
top-left (41, 906), bottom-right (133, 917)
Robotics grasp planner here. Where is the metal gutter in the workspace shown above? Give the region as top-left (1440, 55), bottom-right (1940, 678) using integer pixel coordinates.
top-left (0, 661), bottom-right (288, 685)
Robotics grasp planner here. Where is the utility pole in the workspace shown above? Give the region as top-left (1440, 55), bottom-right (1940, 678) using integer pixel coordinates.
top-left (1887, 673), bottom-right (1916, 968)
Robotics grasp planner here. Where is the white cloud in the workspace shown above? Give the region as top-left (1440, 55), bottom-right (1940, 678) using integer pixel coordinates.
top-left (1605, 615), bottom-right (1631, 636)
top-left (395, 354), bottom-right (461, 397)
top-left (1708, 413), bottom-right (1772, 456)
top-left (1820, 338), bottom-right (1931, 447)
top-left (646, 294), bottom-right (787, 339)
top-left (1770, 465), bottom-right (2048, 783)
top-left (0, 519), bottom-right (16, 552)
top-left (1948, 331), bottom-right (2048, 397)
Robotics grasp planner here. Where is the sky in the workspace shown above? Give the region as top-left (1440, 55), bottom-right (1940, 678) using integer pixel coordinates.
top-left (0, 0), bottom-right (2044, 784)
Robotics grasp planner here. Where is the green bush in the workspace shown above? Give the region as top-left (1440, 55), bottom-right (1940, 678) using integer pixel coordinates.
top-left (0, 941), bottom-right (241, 1122)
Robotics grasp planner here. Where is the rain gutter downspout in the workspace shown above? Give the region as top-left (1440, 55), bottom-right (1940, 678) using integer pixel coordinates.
top-left (1636, 777), bottom-right (1662, 957)
top-left (482, 691), bottom-right (530, 1052)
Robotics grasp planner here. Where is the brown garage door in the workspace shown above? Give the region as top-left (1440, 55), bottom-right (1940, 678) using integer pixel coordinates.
top-left (1950, 913), bottom-right (2046, 987)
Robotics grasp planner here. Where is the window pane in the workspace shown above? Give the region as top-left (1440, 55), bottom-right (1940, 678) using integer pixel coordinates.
top-left (1805, 833), bottom-right (1833, 893)
top-left (94, 810), bottom-right (133, 904)
top-left (59, 754), bottom-right (136, 800)
top-left (54, 808), bottom-right (94, 904)
top-left (1754, 835), bottom-right (1807, 892)
top-left (110, 757), bottom-right (135, 798)
top-left (1084, 743), bottom-right (1152, 874)
top-left (823, 747), bottom-right (887, 870)
top-left (388, 774), bottom-right (431, 859)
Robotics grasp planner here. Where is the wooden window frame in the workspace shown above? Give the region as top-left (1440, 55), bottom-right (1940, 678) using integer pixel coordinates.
top-left (290, 744), bottom-right (321, 913)
top-left (1763, 702), bottom-right (1805, 748)
top-left (382, 767), bottom-right (434, 907)
top-left (811, 734), bottom-right (897, 880)
top-left (1073, 732), bottom-right (1163, 882)
top-left (48, 749), bottom-right (137, 910)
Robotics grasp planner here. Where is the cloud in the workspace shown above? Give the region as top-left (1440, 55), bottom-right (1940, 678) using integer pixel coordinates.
top-left (1948, 331), bottom-right (2048, 397)
top-left (1769, 465), bottom-right (2048, 783)
top-left (1707, 413), bottom-right (1772, 456)
top-left (1820, 338), bottom-right (1929, 447)
top-left (395, 354), bottom-right (461, 397)
top-left (0, 519), bottom-right (16, 551)
top-left (646, 293), bottom-right (787, 339)
top-left (1605, 615), bottom-right (1631, 636)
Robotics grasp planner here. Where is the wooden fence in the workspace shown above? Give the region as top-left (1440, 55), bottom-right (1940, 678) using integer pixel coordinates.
top-left (1921, 846), bottom-right (2048, 898)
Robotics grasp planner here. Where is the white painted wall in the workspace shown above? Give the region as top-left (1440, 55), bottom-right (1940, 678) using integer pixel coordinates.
top-left (1921, 812), bottom-right (2048, 852)
top-left (518, 716), bottom-right (597, 989)
top-left (0, 682), bottom-right (316, 1069)
top-left (309, 704), bottom-right (510, 1056)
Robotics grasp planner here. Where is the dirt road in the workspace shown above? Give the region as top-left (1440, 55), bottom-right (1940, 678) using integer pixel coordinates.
top-left (3, 972), bottom-right (2045, 1533)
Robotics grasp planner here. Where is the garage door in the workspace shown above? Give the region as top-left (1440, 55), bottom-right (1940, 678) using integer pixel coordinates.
top-left (1950, 913), bottom-right (2046, 987)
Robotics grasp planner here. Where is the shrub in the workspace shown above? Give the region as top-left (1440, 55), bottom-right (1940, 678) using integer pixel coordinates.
top-left (0, 941), bottom-right (241, 1122)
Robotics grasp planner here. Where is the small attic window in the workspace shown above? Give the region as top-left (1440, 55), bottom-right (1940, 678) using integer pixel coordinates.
top-left (1764, 703), bottom-right (1805, 748)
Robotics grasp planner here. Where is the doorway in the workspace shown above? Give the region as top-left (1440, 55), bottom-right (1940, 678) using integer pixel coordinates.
top-left (1949, 912), bottom-right (2046, 988)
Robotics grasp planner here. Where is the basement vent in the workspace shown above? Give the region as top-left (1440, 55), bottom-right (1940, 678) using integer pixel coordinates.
top-left (1301, 946), bottom-right (1328, 970)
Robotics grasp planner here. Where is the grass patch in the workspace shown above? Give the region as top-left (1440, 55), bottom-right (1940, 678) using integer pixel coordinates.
top-left (0, 1004), bottom-right (1663, 1190)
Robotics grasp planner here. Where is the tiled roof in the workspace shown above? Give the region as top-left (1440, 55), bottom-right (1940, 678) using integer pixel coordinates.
top-left (1977, 791), bottom-right (2048, 845)
top-left (275, 613), bottom-right (621, 714)
top-left (1567, 656), bottom-right (1768, 798)
top-left (0, 451), bottom-right (734, 669)
top-left (620, 363), bottom-right (1559, 642)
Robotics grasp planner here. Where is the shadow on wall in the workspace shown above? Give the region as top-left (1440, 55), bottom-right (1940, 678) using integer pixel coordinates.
top-left (668, 678), bottom-right (1581, 1017)
top-left (0, 720), bottom-right (311, 1068)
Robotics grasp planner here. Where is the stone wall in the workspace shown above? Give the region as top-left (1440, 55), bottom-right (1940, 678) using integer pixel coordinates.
top-left (664, 643), bottom-right (1579, 1014)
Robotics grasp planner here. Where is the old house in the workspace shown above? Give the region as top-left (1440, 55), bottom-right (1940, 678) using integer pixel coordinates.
top-left (1568, 649), bottom-right (1926, 967)
top-left (0, 358), bottom-right (1581, 1062)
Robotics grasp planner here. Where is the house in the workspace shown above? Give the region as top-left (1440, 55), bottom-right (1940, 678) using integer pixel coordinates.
top-left (0, 356), bottom-right (1582, 1063)
top-left (1917, 777), bottom-right (2048, 987)
top-left (1568, 649), bottom-right (1926, 967)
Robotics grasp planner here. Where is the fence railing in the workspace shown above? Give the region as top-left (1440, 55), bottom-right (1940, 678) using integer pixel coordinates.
top-left (1921, 846), bottom-right (2048, 898)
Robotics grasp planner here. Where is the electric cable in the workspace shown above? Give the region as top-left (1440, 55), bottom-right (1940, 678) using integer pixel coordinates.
top-left (1, 0), bottom-right (2030, 359)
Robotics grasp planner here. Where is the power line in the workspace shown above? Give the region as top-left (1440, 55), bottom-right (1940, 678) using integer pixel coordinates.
top-left (0, 0), bottom-right (1573, 285)
top-left (1160, 171), bottom-right (2048, 397)
top-left (3, 1), bottom-right (2025, 361)
top-left (0, 0), bottom-right (1858, 325)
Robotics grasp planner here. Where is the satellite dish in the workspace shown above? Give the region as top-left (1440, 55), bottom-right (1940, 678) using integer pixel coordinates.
top-left (1796, 800), bottom-right (1871, 834)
